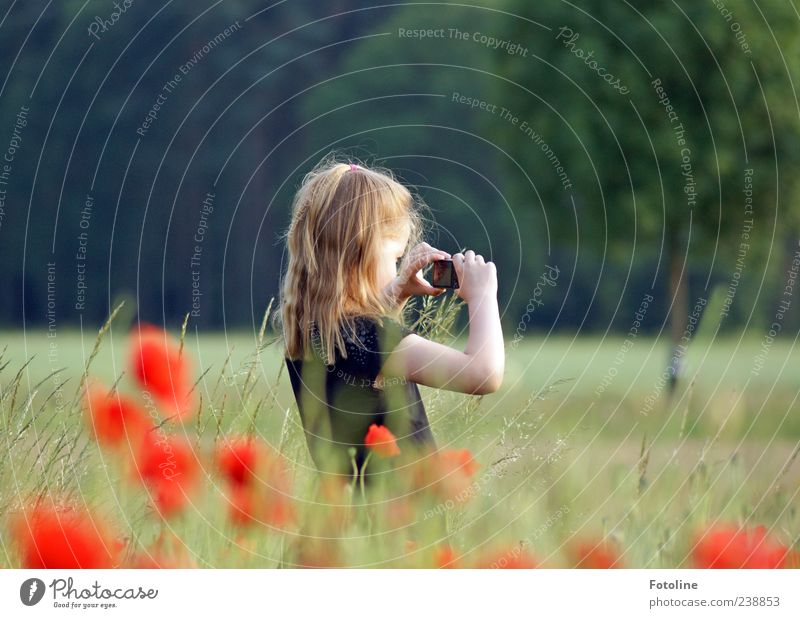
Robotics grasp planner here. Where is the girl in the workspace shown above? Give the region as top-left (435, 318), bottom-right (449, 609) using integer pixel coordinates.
top-left (278, 155), bottom-right (504, 483)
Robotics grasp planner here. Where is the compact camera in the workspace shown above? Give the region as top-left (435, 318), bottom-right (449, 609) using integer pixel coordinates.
top-left (430, 259), bottom-right (459, 289)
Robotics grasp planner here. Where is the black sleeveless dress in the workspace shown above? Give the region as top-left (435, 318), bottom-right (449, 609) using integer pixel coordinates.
top-left (285, 315), bottom-right (436, 478)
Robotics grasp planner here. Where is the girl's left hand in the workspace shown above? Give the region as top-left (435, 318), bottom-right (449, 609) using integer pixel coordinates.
top-left (387, 243), bottom-right (451, 303)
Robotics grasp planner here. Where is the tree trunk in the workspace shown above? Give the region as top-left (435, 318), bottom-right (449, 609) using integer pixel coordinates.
top-left (667, 230), bottom-right (689, 397)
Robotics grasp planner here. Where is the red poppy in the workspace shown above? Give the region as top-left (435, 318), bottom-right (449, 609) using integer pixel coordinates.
top-left (215, 436), bottom-right (260, 487)
top-left (434, 545), bottom-right (460, 568)
top-left (225, 484), bottom-right (295, 529)
top-left (364, 424), bottom-right (400, 458)
top-left (218, 441), bottom-right (295, 529)
top-left (692, 524), bottom-right (793, 568)
top-left (130, 323), bottom-right (195, 419)
top-left (132, 431), bottom-right (199, 517)
top-left (255, 448), bottom-right (296, 528)
top-left (11, 502), bottom-right (120, 568)
top-left (571, 539), bottom-right (622, 568)
top-left (438, 448), bottom-right (479, 476)
top-left (82, 381), bottom-right (151, 448)
top-left (227, 484), bottom-right (259, 527)
top-left (413, 448), bottom-right (479, 501)
top-left (263, 488), bottom-right (295, 528)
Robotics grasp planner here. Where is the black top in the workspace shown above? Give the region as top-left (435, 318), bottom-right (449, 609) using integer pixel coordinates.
top-left (285, 315), bottom-right (435, 476)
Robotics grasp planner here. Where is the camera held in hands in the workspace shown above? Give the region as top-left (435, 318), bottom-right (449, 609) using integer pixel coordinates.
top-left (430, 259), bottom-right (459, 289)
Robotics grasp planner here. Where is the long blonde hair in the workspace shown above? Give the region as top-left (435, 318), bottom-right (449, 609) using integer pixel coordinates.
top-left (278, 154), bottom-right (425, 364)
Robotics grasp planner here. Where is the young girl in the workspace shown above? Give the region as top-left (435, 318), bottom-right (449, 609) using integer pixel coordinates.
top-left (278, 156), bottom-right (504, 483)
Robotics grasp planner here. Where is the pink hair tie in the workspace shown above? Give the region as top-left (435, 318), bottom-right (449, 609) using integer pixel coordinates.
top-left (349, 163), bottom-right (360, 171)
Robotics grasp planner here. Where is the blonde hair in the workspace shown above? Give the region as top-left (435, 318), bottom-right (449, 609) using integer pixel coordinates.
top-left (278, 154), bottom-right (426, 364)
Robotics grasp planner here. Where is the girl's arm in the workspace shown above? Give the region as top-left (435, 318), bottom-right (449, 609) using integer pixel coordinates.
top-left (384, 242), bottom-right (449, 317)
top-left (381, 250), bottom-right (504, 395)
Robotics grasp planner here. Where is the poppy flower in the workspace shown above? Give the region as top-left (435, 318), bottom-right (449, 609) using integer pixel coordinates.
top-left (262, 487), bottom-right (295, 528)
top-left (130, 323), bottom-right (195, 419)
top-left (225, 483), bottom-right (295, 529)
top-left (438, 449), bottom-right (479, 476)
top-left (132, 430), bottom-right (199, 518)
top-left (82, 381), bottom-right (151, 448)
top-left (253, 448), bottom-right (296, 528)
top-left (226, 484), bottom-right (259, 527)
top-left (413, 448), bottom-right (479, 501)
top-left (217, 441), bottom-right (295, 529)
top-left (364, 424), bottom-right (400, 458)
top-left (570, 539), bottom-right (622, 568)
top-left (692, 524), bottom-right (793, 568)
top-left (434, 545), bottom-right (460, 568)
top-left (11, 502), bottom-right (120, 568)
top-left (215, 436), bottom-right (260, 487)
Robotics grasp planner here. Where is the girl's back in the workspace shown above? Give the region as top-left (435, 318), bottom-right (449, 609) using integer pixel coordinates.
top-left (285, 313), bottom-right (434, 477)
top-left (277, 155), bottom-right (503, 481)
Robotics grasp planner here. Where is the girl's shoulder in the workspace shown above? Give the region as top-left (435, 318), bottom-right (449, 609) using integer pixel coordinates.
top-left (343, 314), bottom-right (415, 344)
top-left (337, 315), bottom-right (415, 374)
top-left (294, 314), bottom-right (416, 367)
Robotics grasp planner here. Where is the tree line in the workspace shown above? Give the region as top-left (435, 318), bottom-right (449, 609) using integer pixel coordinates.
top-left (0, 0), bottom-right (797, 339)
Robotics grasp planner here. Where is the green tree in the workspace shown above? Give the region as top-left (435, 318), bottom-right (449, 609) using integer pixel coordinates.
top-left (495, 0), bottom-right (800, 383)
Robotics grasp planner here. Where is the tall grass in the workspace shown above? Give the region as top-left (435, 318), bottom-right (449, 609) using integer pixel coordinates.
top-left (1, 296), bottom-right (798, 568)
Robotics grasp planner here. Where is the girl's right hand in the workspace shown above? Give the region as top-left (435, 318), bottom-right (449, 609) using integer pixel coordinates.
top-left (452, 250), bottom-right (497, 303)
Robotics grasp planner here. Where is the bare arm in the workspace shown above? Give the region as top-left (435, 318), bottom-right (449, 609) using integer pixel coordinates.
top-left (381, 250), bottom-right (504, 395)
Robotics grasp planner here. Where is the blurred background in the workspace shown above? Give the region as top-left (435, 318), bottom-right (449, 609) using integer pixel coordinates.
top-left (2, 0), bottom-right (798, 338)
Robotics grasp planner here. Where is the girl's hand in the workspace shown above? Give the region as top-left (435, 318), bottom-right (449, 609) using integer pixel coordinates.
top-left (452, 250), bottom-right (497, 304)
top-left (386, 242), bottom-right (451, 304)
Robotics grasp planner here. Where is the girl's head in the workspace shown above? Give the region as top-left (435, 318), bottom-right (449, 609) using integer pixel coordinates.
top-left (279, 155), bottom-right (425, 363)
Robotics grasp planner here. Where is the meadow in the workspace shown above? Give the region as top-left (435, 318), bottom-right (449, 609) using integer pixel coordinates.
top-left (1, 300), bottom-right (798, 568)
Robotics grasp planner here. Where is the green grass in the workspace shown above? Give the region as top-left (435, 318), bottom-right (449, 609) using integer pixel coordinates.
top-left (1, 303), bottom-right (798, 568)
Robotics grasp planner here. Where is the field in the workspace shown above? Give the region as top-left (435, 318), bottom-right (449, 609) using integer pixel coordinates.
top-left (1, 307), bottom-right (799, 568)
